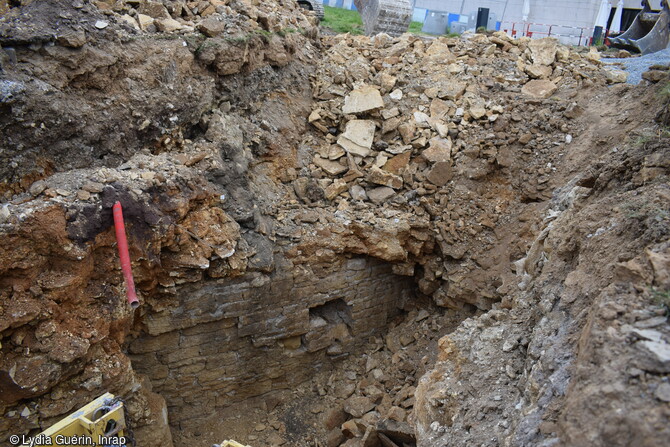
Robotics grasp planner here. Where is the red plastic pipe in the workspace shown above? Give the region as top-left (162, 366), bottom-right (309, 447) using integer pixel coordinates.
top-left (112, 201), bottom-right (140, 308)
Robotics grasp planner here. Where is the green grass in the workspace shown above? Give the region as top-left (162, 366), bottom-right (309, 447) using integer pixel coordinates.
top-left (651, 287), bottom-right (670, 312)
top-left (661, 81), bottom-right (670, 98)
top-left (408, 21), bottom-right (423, 33)
top-left (322, 6), bottom-right (364, 35)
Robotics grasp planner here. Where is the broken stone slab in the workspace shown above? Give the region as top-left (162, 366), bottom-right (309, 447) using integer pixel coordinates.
top-left (430, 119), bottom-right (450, 138)
top-left (337, 120), bottom-right (376, 157)
top-left (367, 186), bottom-right (395, 204)
top-left (422, 137), bottom-right (452, 163)
top-left (429, 98), bottom-right (450, 120)
top-left (323, 406), bottom-right (348, 431)
top-left (383, 151), bottom-right (411, 174)
top-left (521, 79), bottom-right (557, 99)
top-left (528, 37), bottom-right (557, 66)
top-left (426, 161), bottom-right (453, 186)
top-left (342, 85), bottom-right (385, 114)
top-left (385, 405), bottom-right (406, 422)
top-left (526, 63), bottom-right (552, 79)
top-left (374, 152), bottom-right (389, 168)
top-left (440, 81), bottom-right (466, 100)
top-left (368, 166), bottom-right (403, 189)
top-left (426, 40), bottom-right (455, 63)
top-left (313, 156), bottom-right (347, 176)
top-left (308, 109), bottom-right (322, 123)
top-left (155, 17), bottom-right (183, 32)
top-left (586, 47), bottom-right (601, 61)
top-left (642, 69), bottom-right (670, 83)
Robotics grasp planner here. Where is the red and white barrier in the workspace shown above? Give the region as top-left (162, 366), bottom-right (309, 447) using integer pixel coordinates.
top-left (500, 21), bottom-right (594, 46)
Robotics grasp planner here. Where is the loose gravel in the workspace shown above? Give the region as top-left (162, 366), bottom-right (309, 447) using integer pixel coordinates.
top-left (605, 47), bottom-right (670, 84)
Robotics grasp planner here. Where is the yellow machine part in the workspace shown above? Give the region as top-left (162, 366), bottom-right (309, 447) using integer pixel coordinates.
top-left (23, 392), bottom-right (127, 446)
top-left (219, 442), bottom-right (251, 447)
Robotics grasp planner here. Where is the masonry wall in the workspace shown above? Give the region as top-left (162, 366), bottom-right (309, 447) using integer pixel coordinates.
top-left (128, 256), bottom-right (416, 427)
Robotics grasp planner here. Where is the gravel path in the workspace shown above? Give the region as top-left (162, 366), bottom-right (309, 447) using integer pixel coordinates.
top-left (605, 47), bottom-right (670, 84)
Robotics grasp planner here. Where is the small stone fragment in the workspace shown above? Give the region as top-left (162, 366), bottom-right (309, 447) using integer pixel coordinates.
top-left (349, 184), bottom-right (368, 201)
top-left (324, 179), bottom-right (348, 200)
top-left (604, 68), bottom-right (628, 84)
top-left (389, 89), bottom-right (403, 100)
top-left (343, 396), bottom-right (375, 418)
top-left (29, 180), bottom-right (47, 197)
top-left (137, 14), bottom-right (154, 30)
top-left (155, 18), bottom-right (183, 32)
top-left (655, 383), bottom-right (670, 402)
top-left (198, 16), bottom-right (226, 37)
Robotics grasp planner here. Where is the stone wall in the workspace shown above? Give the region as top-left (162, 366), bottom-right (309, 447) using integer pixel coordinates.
top-left (128, 256), bottom-right (416, 427)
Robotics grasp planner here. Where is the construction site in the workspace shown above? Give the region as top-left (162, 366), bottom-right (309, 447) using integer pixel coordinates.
top-left (0, 0), bottom-right (669, 446)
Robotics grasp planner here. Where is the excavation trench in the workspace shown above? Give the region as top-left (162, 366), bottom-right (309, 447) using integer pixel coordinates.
top-left (4, 2), bottom-right (670, 447)
top-left (128, 256), bottom-right (439, 444)
top-left (127, 242), bottom-right (483, 447)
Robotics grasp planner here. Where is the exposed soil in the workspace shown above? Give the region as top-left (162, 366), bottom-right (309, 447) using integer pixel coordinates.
top-left (0, 1), bottom-right (669, 447)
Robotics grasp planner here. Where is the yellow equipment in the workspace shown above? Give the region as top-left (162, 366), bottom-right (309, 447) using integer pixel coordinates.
top-left (22, 393), bottom-right (129, 446)
top-left (19, 392), bottom-right (251, 447)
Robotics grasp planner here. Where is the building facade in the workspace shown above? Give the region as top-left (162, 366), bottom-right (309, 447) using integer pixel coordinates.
top-left (323, 0), bottom-right (665, 45)
top-left (411, 0), bottom-right (665, 44)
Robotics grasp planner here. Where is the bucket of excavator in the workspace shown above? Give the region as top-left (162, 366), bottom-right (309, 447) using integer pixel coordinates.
top-left (610, 0), bottom-right (670, 55)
